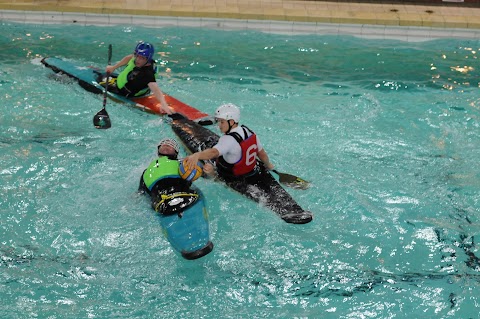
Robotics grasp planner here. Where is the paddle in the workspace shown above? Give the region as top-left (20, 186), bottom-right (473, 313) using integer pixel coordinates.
top-left (271, 169), bottom-right (310, 190)
top-left (93, 44), bottom-right (113, 129)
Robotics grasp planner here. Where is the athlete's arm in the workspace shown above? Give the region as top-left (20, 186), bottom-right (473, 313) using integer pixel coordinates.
top-left (148, 83), bottom-right (173, 114)
top-left (184, 148), bottom-right (220, 169)
top-left (258, 149), bottom-right (274, 170)
top-left (106, 54), bottom-right (133, 74)
top-left (138, 170), bottom-right (149, 194)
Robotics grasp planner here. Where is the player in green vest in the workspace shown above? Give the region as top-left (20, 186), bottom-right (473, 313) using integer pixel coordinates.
top-left (139, 138), bottom-right (198, 214)
top-left (105, 41), bottom-right (172, 114)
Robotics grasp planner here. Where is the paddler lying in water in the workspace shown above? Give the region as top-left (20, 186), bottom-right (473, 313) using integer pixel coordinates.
top-left (138, 138), bottom-right (198, 215)
top-left (103, 41), bottom-right (172, 115)
top-left (184, 103), bottom-right (275, 182)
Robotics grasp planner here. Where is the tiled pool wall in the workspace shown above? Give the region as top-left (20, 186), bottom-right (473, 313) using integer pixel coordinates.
top-left (2, 10), bottom-right (479, 42)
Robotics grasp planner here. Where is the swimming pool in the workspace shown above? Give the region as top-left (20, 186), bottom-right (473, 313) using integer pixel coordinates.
top-left (1, 21), bottom-right (479, 318)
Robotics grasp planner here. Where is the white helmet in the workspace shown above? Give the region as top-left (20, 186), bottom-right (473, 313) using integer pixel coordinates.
top-left (215, 103), bottom-right (240, 123)
top-left (157, 138), bottom-right (180, 154)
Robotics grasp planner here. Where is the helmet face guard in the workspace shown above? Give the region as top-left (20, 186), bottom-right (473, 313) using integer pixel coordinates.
top-left (157, 138), bottom-right (180, 157)
top-left (134, 41), bottom-right (155, 62)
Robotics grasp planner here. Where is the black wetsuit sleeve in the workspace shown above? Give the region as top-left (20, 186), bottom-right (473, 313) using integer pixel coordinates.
top-left (138, 169), bottom-right (149, 194)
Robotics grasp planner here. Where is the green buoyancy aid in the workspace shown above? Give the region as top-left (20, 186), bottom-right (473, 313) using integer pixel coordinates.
top-left (116, 58), bottom-right (135, 90)
top-left (143, 156), bottom-right (180, 191)
top-left (116, 58), bottom-right (157, 97)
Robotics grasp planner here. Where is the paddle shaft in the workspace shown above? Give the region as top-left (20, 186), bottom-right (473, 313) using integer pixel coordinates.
top-left (93, 45), bottom-right (113, 129)
top-left (103, 44), bottom-right (113, 110)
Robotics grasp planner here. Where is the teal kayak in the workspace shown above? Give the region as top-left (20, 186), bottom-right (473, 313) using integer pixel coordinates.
top-left (156, 187), bottom-right (213, 260)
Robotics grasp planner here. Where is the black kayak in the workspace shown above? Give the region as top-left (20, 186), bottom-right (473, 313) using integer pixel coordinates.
top-left (170, 115), bottom-right (313, 224)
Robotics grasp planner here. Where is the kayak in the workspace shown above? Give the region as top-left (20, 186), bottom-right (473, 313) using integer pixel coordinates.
top-left (155, 187), bottom-right (213, 260)
top-left (41, 57), bottom-right (212, 123)
top-left (170, 115), bottom-right (313, 224)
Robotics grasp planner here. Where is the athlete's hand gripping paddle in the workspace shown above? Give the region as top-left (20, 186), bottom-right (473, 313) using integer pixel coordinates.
top-left (271, 169), bottom-right (310, 190)
top-left (93, 44), bottom-right (113, 129)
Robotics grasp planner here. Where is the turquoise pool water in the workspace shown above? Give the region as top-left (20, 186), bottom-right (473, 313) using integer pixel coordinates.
top-left (1, 21), bottom-right (480, 318)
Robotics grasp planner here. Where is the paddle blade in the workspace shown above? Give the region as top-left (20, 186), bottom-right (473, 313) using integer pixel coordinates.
top-left (274, 170), bottom-right (310, 190)
top-left (93, 108), bottom-right (111, 129)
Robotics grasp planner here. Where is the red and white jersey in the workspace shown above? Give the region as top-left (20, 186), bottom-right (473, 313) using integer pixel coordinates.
top-left (214, 125), bottom-right (263, 176)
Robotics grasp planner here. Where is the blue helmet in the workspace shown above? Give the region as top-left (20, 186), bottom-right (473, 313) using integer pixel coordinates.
top-left (134, 41), bottom-right (155, 62)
